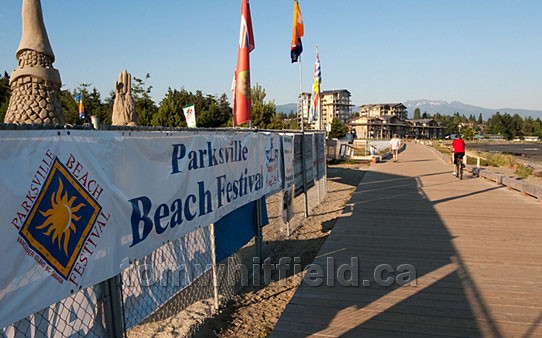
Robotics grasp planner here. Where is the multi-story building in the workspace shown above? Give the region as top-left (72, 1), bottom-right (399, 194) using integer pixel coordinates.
top-left (351, 103), bottom-right (444, 139)
top-left (298, 89), bottom-right (353, 130)
top-left (297, 92), bottom-right (311, 128)
top-left (321, 89), bottom-right (353, 127)
top-left (359, 103), bottom-right (408, 120)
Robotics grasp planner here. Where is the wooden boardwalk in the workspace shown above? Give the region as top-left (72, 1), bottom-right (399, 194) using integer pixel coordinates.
top-left (271, 142), bottom-right (542, 338)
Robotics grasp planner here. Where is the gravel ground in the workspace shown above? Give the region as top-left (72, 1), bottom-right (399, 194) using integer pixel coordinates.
top-left (191, 163), bottom-right (367, 338)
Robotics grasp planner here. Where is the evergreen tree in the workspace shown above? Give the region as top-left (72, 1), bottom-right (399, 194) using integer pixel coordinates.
top-left (72, 84), bottom-right (109, 125)
top-left (60, 89), bottom-right (78, 124)
top-left (329, 118), bottom-right (348, 139)
top-left (413, 107), bottom-right (421, 119)
top-left (0, 71), bottom-right (11, 122)
top-left (152, 88), bottom-right (186, 127)
top-left (250, 83), bottom-right (278, 129)
top-left (522, 117), bottom-right (535, 136)
top-left (132, 74), bottom-right (158, 126)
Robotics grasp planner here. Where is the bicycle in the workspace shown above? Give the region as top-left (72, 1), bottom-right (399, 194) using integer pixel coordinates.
top-left (455, 155), bottom-right (464, 180)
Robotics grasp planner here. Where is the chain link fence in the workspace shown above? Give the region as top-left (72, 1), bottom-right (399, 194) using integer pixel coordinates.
top-left (2, 284), bottom-right (107, 338)
top-left (1, 128), bottom-right (326, 338)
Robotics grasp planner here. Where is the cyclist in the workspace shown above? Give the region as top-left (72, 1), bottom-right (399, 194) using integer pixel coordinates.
top-left (451, 134), bottom-right (466, 176)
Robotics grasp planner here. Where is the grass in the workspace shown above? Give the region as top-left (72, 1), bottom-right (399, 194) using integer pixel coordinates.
top-left (515, 164), bottom-right (534, 179)
top-left (470, 151), bottom-right (535, 179)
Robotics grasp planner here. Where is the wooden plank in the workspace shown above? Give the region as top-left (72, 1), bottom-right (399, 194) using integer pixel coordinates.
top-left (271, 143), bottom-right (542, 337)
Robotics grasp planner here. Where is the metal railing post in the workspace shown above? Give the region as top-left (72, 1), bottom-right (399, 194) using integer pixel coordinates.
top-left (300, 133), bottom-right (309, 217)
top-left (102, 275), bottom-right (125, 338)
top-left (255, 197), bottom-right (264, 263)
top-left (210, 223), bottom-right (220, 312)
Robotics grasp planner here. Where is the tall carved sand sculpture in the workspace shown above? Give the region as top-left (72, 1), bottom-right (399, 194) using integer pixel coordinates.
top-left (112, 70), bottom-right (137, 126)
top-left (4, 0), bottom-right (64, 124)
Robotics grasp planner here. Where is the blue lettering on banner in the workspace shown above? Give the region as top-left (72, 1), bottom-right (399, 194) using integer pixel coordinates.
top-left (170, 140), bottom-right (249, 174)
top-left (129, 165), bottom-right (263, 247)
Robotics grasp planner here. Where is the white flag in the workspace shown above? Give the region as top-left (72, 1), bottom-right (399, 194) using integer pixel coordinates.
top-left (183, 104), bottom-right (197, 128)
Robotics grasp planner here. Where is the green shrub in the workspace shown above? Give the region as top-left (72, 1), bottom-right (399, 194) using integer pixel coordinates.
top-left (482, 152), bottom-right (517, 168)
top-left (515, 164), bottom-right (533, 179)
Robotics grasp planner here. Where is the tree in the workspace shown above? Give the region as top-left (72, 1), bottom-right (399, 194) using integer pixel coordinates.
top-left (152, 88), bottom-right (186, 127)
top-left (198, 102), bottom-right (231, 128)
top-left (72, 84), bottom-right (111, 126)
top-left (132, 74), bottom-right (158, 126)
top-left (250, 83), bottom-right (277, 128)
top-left (533, 118), bottom-right (542, 137)
top-left (522, 117), bottom-right (535, 136)
top-left (60, 89), bottom-right (78, 124)
top-left (0, 71), bottom-right (11, 122)
top-left (510, 114), bottom-right (523, 137)
top-left (329, 118), bottom-right (348, 139)
top-left (413, 107), bottom-right (421, 120)
top-left (196, 91), bottom-right (231, 128)
top-left (462, 127), bottom-right (475, 140)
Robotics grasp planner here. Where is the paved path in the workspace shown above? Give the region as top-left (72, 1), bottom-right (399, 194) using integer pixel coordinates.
top-left (272, 142), bottom-right (542, 337)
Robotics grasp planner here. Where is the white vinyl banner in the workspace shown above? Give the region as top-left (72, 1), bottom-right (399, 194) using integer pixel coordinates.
top-left (281, 134), bottom-right (295, 224)
top-left (0, 129), bottom-right (281, 328)
top-left (282, 134), bottom-right (295, 189)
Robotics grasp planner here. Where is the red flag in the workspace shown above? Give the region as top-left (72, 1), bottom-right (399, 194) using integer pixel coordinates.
top-left (233, 0), bottom-right (255, 126)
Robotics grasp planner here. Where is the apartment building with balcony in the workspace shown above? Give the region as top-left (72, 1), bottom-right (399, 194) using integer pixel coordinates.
top-left (351, 102), bottom-right (444, 139)
top-left (321, 89), bottom-right (354, 126)
top-left (359, 103), bottom-right (408, 120)
top-left (298, 89), bottom-right (354, 130)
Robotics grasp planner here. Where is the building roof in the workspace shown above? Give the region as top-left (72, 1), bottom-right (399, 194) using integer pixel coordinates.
top-left (409, 119), bottom-right (435, 124)
top-left (360, 103), bottom-right (406, 109)
top-left (321, 89), bottom-right (351, 96)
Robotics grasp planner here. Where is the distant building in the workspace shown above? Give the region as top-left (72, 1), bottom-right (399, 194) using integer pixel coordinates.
top-left (351, 103), bottom-right (444, 139)
top-left (321, 90), bottom-right (354, 127)
top-left (297, 92), bottom-right (311, 128)
top-left (298, 89), bottom-right (354, 130)
top-left (359, 103), bottom-right (408, 120)
top-left (409, 118), bottom-right (445, 139)
top-left (524, 136), bottom-right (540, 142)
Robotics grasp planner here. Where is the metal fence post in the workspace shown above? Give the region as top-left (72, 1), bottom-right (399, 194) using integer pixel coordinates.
top-left (210, 223), bottom-right (220, 312)
top-left (102, 275), bottom-right (125, 338)
top-left (255, 197), bottom-right (264, 262)
top-left (300, 132), bottom-right (309, 217)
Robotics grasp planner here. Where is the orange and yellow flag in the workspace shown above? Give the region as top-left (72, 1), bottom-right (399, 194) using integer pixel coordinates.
top-left (291, 0), bottom-right (304, 63)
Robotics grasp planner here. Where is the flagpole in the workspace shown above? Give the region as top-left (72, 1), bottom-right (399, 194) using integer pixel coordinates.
top-left (298, 56), bottom-right (309, 217)
top-left (298, 58), bottom-right (304, 132)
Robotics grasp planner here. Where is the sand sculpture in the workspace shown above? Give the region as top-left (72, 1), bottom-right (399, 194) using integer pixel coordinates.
top-left (112, 70), bottom-right (137, 126)
top-left (4, 0), bottom-right (64, 124)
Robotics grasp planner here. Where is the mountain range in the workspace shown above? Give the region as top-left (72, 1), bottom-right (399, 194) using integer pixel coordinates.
top-left (403, 100), bottom-right (542, 120)
top-left (276, 100), bottom-right (542, 120)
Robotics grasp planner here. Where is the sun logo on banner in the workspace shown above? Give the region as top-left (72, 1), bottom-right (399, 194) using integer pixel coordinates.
top-left (36, 178), bottom-right (85, 256)
top-left (19, 158), bottom-right (101, 279)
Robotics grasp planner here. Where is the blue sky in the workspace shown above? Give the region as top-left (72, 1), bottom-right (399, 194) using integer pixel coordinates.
top-left (1, 0), bottom-right (541, 110)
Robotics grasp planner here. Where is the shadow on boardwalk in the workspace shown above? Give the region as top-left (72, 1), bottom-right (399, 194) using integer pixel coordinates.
top-left (272, 143), bottom-right (542, 337)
